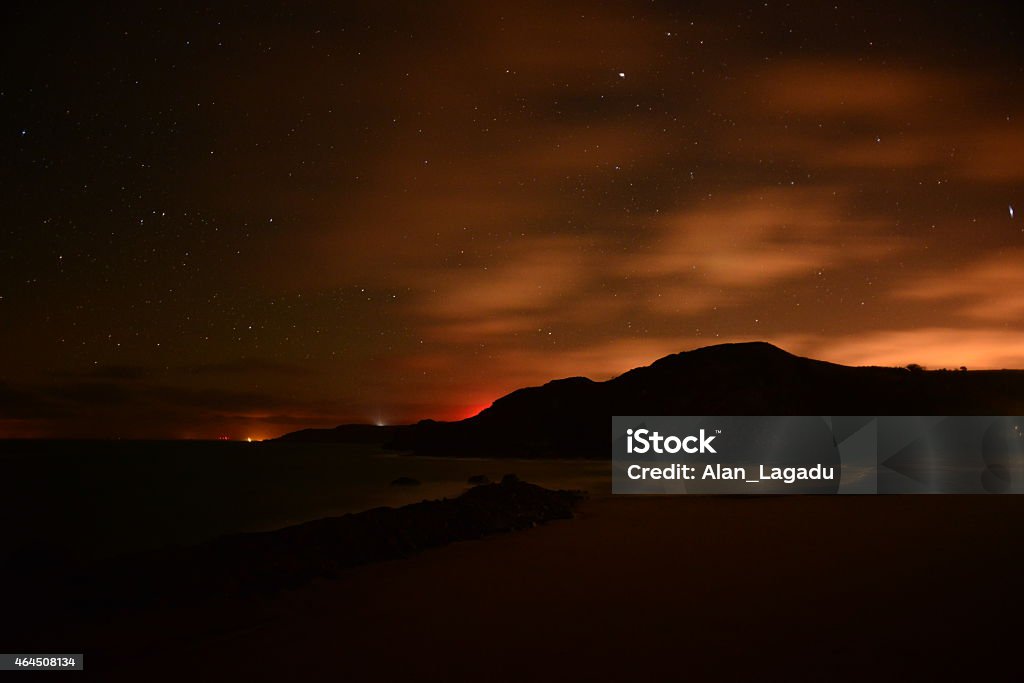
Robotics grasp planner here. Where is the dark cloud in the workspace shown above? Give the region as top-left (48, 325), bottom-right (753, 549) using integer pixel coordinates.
top-left (56, 365), bottom-right (151, 381)
top-left (181, 359), bottom-right (314, 377)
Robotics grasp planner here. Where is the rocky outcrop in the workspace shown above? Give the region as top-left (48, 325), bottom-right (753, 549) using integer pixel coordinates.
top-left (68, 479), bottom-right (583, 613)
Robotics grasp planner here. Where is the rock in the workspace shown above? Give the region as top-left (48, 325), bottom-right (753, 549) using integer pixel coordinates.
top-left (61, 479), bottom-right (584, 614)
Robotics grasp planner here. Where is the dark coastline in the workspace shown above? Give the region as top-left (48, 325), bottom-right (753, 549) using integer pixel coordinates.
top-left (3, 478), bottom-right (582, 638)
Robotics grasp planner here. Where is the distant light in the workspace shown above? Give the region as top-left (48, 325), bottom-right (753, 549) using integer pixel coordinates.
top-left (1011, 205), bottom-right (1015, 219)
top-left (246, 437), bottom-right (253, 443)
top-left (618, 72), bottom-right (626, 79)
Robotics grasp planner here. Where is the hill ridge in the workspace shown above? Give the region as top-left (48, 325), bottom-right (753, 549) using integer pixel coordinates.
top-left (276, 342), bottom-right (1024, 456)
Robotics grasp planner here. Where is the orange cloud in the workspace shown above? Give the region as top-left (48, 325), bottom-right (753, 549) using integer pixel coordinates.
top-left (757, 63), bottom-right (953, 117)
top-left (899, 249), bottom-right (1024, 320)
top-left (626, 187), bottom-right (897, 301)
top-left (777, 328), bottom-right (1024, 370)
top-left (957, 125), bottom-right (1024, 181)
top-left (422, 236), bottom-right (586, 321)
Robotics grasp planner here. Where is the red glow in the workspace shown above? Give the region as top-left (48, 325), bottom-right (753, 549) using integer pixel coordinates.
top-left (458, 402), bottom-right (494, 420)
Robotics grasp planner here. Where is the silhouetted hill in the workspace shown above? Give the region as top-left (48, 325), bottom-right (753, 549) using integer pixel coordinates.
top-left (278, 342), bottom-right (1024, 457)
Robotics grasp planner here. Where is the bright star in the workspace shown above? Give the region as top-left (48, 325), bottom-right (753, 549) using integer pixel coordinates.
top-left (618, 72), bottom-right (626, 78)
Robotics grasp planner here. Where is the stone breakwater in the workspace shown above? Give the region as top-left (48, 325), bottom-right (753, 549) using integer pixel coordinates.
top-left (67, 476), bottom-right (584, 613)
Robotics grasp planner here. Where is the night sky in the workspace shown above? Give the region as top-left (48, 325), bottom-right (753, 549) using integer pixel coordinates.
top-left (3, 2), bottom-right (1023, 438)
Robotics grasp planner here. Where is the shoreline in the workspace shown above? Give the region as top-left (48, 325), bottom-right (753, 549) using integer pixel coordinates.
top-left (4, 478), bottom-right (583, 626)
top-left (30, 492), bottom-right (1024, 681)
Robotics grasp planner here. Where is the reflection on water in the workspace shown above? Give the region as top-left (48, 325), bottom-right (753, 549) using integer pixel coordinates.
top-left (0, 440), bottom-right (610, 567)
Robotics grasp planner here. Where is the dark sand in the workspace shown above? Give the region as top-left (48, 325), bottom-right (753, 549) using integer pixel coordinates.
top-left (56, 495), bottom-right (1024, 681)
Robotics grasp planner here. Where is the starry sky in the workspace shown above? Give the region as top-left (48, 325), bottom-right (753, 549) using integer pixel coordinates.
top-left (3, 1), bottom-right (1024, 438)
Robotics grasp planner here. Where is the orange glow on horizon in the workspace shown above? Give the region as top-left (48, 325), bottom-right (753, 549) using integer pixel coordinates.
top-left (458, 402), bottom-right (494, 420)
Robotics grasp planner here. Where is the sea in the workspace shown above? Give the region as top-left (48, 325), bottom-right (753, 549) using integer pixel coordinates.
top-left (0, 440), bottom-right (609, 570)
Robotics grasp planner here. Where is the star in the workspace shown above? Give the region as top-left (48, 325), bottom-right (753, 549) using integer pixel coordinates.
top-left (618, 72), bottom-right (626, 78)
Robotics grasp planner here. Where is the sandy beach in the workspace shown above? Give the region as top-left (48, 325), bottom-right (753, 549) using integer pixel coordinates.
top-left (54, 493), bottom-right (1024, 681)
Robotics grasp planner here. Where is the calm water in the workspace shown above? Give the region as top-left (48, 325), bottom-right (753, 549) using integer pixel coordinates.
top-left (0, 440), bottom-right (609, 568)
